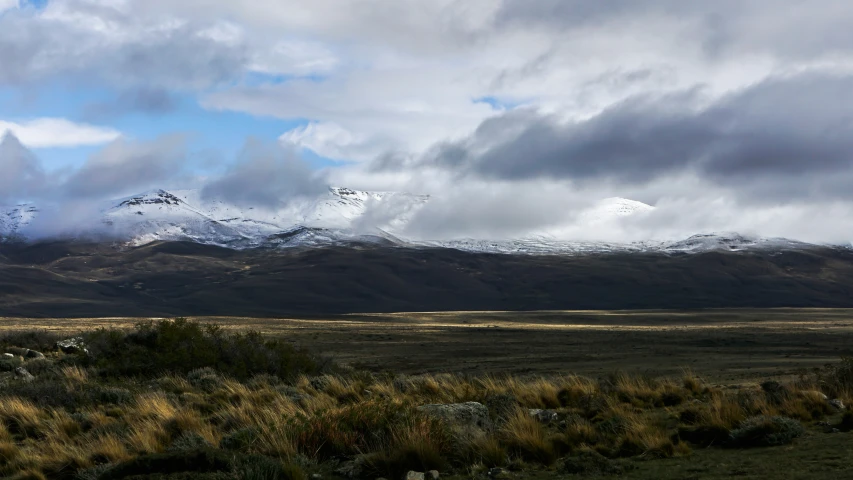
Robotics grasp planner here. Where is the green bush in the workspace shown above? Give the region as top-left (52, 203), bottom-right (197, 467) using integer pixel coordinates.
top-left (83, 318), bottom-right (322, 380)
top-left (728, 416), bottom-right (804, 448)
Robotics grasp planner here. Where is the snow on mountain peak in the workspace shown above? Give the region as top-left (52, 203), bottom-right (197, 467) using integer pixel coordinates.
top-left (1, 188), bottom-right (823, 255)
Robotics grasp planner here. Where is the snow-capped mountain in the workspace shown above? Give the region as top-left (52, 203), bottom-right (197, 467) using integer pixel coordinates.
top-left (0, 204), bottom-right (37, 239)
top-left (91, 187), bottom-right (430, 247)
top-left (0, 187), bottom-right (834, 255)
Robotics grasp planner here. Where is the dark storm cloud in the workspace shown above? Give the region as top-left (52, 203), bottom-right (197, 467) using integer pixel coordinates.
top-left (0, 4), bottom-right (249, 89)
top-left (202, 139), bottom-right (329, 209)
top-left (494, 0), bottom-right (853, 59)
top-left (415, 73), bottom-right (853, 202)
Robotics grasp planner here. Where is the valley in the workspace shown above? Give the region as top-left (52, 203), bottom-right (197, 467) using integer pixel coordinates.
top-left (2, 309), bottom-right (851, 382)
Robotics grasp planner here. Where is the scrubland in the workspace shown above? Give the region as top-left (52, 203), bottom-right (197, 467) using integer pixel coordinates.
top-left (0, 319), bottom-right (851, 479)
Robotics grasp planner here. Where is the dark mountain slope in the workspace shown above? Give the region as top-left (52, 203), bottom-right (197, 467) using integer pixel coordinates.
top-left (1, 241), bottom-right (853, 317)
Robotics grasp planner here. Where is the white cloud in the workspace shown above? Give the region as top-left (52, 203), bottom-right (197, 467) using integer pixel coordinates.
top-left (0, 118), bottom-right (121, 148)
top-left (0, 0), bottom-right (17, 14)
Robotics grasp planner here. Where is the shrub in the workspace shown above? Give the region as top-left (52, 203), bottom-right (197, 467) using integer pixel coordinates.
top-left (678, 425), bottom-right (731, 447)
top-left (816, 357), bottom-right (853, 398)
top-left (728, 416), bottom-right (804, 448)
top-left (84, 319), bottom-right (322, 380)
top-left (0, 330), bottom-right (63, 352)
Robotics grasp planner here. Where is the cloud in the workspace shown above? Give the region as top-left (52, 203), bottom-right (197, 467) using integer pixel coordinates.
top-left (0, 118), bottom-right (121, 148)
top-left (406, 73), bottom-right (853, 205)
top-left (202, 138), bottom-right (329, 209)
top-left (0, 0), bottom-right (17, 14)
top-left (0, 1), bottom-right (244, 89)
top-left (60, 134), bottom-right (188, 200)
top-left (84, 88), bottom-right (179, 119)
top-left (0, 132), bottom-right (48, 203)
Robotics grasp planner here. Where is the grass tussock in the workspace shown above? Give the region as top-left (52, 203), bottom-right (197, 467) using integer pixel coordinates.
top-left (0, 319), bottom-right (847, 478)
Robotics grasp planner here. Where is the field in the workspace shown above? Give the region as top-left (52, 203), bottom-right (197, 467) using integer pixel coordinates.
top-left (0, 310), bottom-right (852, 479)
top-left (3, 309), bottom-right (852, 381)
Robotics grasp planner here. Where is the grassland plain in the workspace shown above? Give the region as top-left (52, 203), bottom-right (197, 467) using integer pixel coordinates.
top-left (0, 313), bottom-right (850, 479)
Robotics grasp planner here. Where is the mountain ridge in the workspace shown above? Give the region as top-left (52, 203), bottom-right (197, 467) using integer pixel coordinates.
top-left (0, 187), bottom-right (841, 255)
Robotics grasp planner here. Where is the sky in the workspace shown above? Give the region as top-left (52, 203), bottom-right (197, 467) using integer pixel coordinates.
top-left (1, 0), bottom-right (853, 243)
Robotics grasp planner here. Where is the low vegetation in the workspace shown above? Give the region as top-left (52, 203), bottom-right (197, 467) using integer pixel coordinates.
top-left (0, 319), bottom-right (850, 479)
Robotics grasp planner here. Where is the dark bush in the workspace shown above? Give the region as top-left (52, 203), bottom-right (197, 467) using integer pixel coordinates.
top-left (838, 411), bottom-right (853, 432)
top-left (220, 427), bottom-right (260, 451)
top-left (678, 425), bottom-right (731, 447)
top-left (728, 416), bottom-right (804, 448)
top-left (0, 330), bottom-right (63, 352)
top-left (83, 319), bottom-right (322, 380)
top-left (816, 358), bottom-right (853, 398)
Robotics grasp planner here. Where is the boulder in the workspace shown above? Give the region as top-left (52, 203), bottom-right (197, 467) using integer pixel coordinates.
top-left (24, 349), bottom-right (45, 359)
top-left (404, 472), bottom-right (425, 480)
top-left (14, 367), bottom-right (34, 382)
top-left (55, 337), bottom-right (89, 355)
top-left (418, 402), bottom-right (492, 431)
top-left (2, 353), bottom-right (13, 359)
top-left (426, 471), bottom-right (439, 480)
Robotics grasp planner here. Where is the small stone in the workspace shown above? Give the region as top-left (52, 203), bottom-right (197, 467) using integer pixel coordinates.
top-left (528, 409), bottom-right (559, 424)
top-left (830, 399), bottom-right (845, 410)
top-left (487, 468), bottom-right (506, 477)
top-left (14, 367), bottom-right (34, 382)
top-left (426, 471), bottom-right (439, 480)
top-left (404, 472), bottom-right (425, 480)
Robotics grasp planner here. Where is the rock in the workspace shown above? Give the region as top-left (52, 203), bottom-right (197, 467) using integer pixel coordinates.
top-left (2, 353), bottom-right (13, 359)
top-left (528, 409), bottom-right (558, 424)
top-left (24, 349), bottom-right (45, 359)
top-left (55, 338), bottom-right (89, 355)
top-left (830, 399), bottom-right (845, 410)
top-left (487, 467), bottom-right (507, 478)
top-left (426, 471), bottom-right (439, 480)
top-left (310, 474), bottom-right (323, 480)
top-left (484, 393), bottom-right (517, 424)
top-left (14, 367), bottom-right (34, 382)
top-left (335, 456), bottom-right (367, 478)
top-left (418, 402), bottom-right (492, 431)
top-left (404, 472), bottom-right (425, 480)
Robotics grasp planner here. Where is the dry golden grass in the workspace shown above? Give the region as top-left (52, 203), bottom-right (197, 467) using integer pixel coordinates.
top-left (0, 357), bottom-right (846, 478)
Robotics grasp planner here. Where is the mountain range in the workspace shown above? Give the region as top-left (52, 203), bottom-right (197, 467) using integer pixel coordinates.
top-left (3, 187), bottom-right (853, 317)
top-left (0, 187), bottom-right (830, 255)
